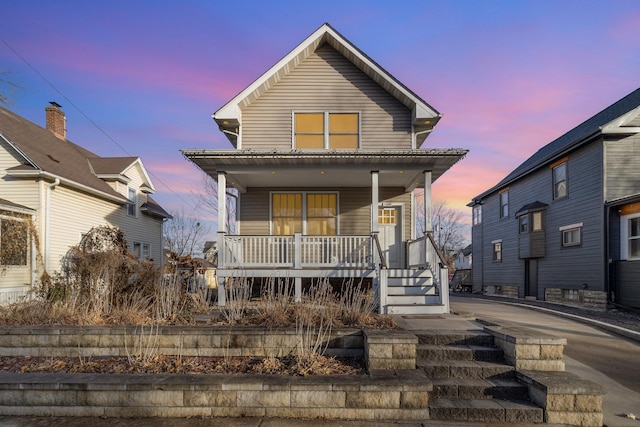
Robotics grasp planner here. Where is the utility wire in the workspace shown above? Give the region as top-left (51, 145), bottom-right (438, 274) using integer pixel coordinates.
top-left (1, 37), bottom-right (198, 212)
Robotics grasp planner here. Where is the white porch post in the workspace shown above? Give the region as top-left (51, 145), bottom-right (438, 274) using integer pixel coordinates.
top-left (371, 171), bottom-right (379, 234)
top-left (423, 171), bottom-right (432, 233)
top-left (217, 172), bottom-right (227, 307)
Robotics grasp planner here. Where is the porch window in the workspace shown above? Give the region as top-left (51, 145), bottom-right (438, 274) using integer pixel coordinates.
top-left (0, 217), bottom-right (28, 266)
top-left (272, 192), bottom-right (337, 235)
top-left (294, 112), bottom-right (359, 149)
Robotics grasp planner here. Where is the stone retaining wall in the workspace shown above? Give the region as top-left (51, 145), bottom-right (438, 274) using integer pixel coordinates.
top-left (0, 371), bottom-right (431, 420)
top-left (0, 326), bottom-right (364, 358)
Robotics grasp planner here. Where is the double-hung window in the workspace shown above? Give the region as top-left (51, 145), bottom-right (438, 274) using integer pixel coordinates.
top-left (492, 240), bottom-right (502, 262)
top-left (294, 112), bottom-right (359, 149)
top-left (272, 192), bottom-right (337, 235)
top-left (472, 205), bottom-right (482, 225)
top-left (553, 161), bottom-right (568, 200)
top-left (127, 188), bottom-right (137, 217)
top-left (499, 190), bottom-right (509, 219)
top-left (622, 215), bottom-right (640, 259)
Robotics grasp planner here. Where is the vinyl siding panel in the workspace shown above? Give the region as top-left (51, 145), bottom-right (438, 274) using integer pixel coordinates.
top-left (241, 44), bottom-right (411, 150)
top-left (604, 134), bottom-right (640, 201)
top-left (239, 187), bottom-right (410, 237)
top-left (473, 142), bottom-right (605, 299)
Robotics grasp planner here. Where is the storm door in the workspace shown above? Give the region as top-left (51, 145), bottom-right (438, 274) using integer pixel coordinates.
top-left (378, 206), bottom-right (403, 268)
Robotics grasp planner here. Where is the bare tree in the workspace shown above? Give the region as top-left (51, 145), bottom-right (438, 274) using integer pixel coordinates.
top-left (0, 71), bottom-right (21, 106)
top-left (198, 172), bottom-right (237, 234)
top-left (163, 207), bottom-right (211, 259)
top-left (416, 197), bottom-right (469, 272)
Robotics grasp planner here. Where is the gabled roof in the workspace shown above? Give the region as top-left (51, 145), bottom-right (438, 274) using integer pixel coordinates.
top-left (88, 157), bottom-right (156, 192)
top-left (214, 23), bottom-right (441, 148)
top-left (0, 106), bottom-right (159, 204)
top-left (473, 87), bottom-right (640, 201)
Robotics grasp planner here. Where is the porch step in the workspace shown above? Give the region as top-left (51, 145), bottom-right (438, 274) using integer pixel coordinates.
top-left (428, 398), bottom-right (543, 424)
top-left (386, 294), bottom-right (441, 305)
top-left (384, 303), bottom-right (448, 315)
top-left (386, 268), bottom-right (432, 277)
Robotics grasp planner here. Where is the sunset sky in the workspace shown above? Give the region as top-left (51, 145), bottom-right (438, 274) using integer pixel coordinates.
top-left (2, 0), bottom-right (640, 242)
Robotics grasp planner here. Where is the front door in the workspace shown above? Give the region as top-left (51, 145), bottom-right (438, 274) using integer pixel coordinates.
top-left (378, 206), bottom-right (403, 268)
top-left (525, 259), bottom-right (538, 298)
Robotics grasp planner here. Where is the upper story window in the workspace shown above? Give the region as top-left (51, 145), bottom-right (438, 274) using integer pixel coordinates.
top-left (519, 211), bottom-right (543, 233)
top-left (472, 205), bottom-right (482, 225)
top-left (552, 160), bottom-right (568, 200)
top-left (127, 188), bottom-right (137, 217)
top-left (499, 190), bottom-right (509, 219)
top-left (294, 112), bottom-right (359, 149)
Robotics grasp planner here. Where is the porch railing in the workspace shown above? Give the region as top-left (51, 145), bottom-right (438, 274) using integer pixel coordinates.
top-left (219, 233), bottom-right (374, 269)
top-left (406, 232), bottom-right (449, 303)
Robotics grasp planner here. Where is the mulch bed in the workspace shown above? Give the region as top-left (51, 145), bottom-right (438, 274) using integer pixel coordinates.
top-left (0, 354), bottom-right (366, 376)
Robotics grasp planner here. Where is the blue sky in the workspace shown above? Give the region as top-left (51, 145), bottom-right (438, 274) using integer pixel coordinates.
top-left (2, 0), bottom-right (639, 242)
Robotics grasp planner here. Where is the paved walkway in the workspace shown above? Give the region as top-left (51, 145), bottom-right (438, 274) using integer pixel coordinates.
top-left (2, 296), bottom-right (639, 426)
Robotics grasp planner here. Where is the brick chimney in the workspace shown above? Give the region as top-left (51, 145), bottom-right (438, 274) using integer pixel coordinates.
top-left (45, 102), bottom-right (66, 140)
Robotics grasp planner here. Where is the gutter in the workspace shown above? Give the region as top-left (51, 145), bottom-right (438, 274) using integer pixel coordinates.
top-left (7, 170), bottom-right (128, 204)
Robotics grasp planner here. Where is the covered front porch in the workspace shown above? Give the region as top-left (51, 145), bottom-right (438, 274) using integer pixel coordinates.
top-left (182, 149), bottom-right (466, 314)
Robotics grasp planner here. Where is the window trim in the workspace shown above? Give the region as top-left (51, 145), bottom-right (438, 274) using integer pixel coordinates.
top-left (491, 239), bottom-right (502, 263)
top-left (270, 191), bottom-right (339, 235)
top-left (560, 222), bottom-right (583, 248)
top-left (131, 241), bottom-right (152, 259)
top-left (293, 111), bottom-right (360, 150)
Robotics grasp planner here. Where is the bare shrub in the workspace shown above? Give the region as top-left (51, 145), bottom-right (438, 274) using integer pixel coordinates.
top-left (220, 277), bottom-right (253, 324)
top-left (256, 277), bottom-right (294, 327)
top-left (124, 325), bottom-right (160, 368)
top-left (154, 273), bottom-right (187, 322)
top-left (294, 278), bottom-right (333, 370)
top-left (336, 279), bottom-right (376, 326)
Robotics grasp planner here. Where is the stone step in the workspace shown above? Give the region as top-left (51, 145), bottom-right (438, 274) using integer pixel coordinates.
top-left (414, 330), bottom-right (494, 346)
top-left (431, 378), bottom-right (529, 400)
top-left (417, 344), bottom-right (503, 362)
top-left (428, 398), bottom-right (543, 424)
top-left (418, 360), bottom-right (515, 380)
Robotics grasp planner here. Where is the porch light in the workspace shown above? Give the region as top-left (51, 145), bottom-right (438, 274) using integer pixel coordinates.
top-left (272, 171), bottom-right (277, 174)
top-left (399, 170), bottom-right (404, 174)
top-left (424, 120), bottom-right (431, 124)
top-left (320, 171), bottom-right (325, 174)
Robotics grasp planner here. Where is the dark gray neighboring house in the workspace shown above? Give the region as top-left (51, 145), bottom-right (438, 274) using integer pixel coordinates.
top-left (469, 87), bottom-right (640, 310)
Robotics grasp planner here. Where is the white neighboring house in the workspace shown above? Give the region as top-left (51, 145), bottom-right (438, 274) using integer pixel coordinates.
top-left (0, 103), bottom-right (171, 304)
top-left (454, 244), bottom-right (472, 270)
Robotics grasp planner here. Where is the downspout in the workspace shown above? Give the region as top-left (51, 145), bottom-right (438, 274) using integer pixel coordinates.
top-left (45, 178), bottom-right (60, 272)
top-left (30, 213), bottom-right (37, 290)
top-left (412, 128), bottom-right (434, 149)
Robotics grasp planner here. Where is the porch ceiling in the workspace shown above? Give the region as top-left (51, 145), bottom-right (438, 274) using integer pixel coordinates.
top-left (182, 149), bottom-right (468, 191)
